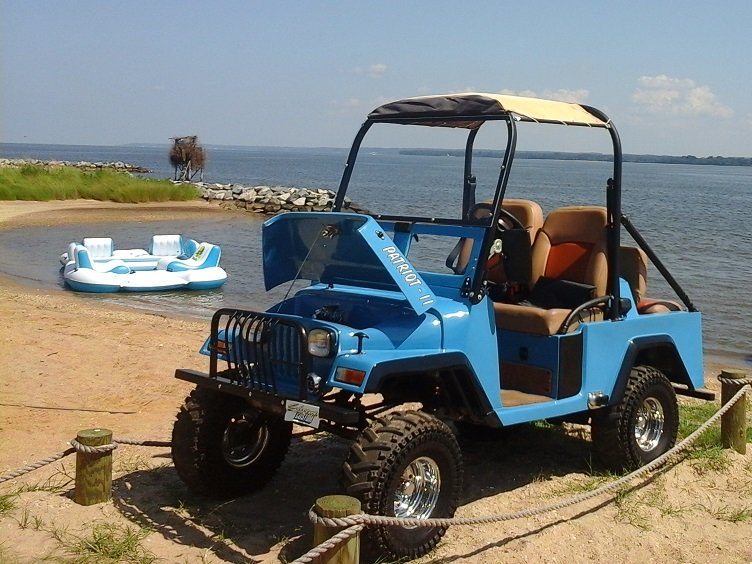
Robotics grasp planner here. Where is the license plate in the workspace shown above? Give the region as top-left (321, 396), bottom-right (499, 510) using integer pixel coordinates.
top-left (284, 400), bottom-right (321, 429)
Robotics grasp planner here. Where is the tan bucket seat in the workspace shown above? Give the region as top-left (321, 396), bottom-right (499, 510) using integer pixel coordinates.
top-left (493, 206), bottom-right (609, 335)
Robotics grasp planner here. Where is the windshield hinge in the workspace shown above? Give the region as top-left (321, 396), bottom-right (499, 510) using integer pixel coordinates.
top-left (460, 277), bottom-right (472, 297)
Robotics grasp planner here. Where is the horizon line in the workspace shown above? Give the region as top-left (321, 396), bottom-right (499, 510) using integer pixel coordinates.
top-left (0, 141), bottom-right (749, 160)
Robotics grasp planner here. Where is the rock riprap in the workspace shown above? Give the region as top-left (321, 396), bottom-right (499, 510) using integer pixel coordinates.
top-left (0, 158), bottom-right (151, 173)
top-left (189, 182), bottom-right (369, 215)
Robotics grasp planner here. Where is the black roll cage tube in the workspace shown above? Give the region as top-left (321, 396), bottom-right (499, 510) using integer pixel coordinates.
top-left (620, 213), bottom-right (697, 312)
top-left (334, 112), bottom-right (704, 321)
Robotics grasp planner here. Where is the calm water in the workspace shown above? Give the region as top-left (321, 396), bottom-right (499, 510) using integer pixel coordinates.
top-left (1, 143), bottom-right (750, 368)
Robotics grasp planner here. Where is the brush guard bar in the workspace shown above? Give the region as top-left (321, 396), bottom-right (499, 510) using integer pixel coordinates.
top-left (207, 308), bottom-right (310, 400)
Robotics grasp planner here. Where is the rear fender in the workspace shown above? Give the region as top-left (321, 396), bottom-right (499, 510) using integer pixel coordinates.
top-left (610, 336), bottom-right (692, 404)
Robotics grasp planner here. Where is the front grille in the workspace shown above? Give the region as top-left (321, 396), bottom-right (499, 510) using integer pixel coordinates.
top-left (209, 308), bottom-right (308, 399)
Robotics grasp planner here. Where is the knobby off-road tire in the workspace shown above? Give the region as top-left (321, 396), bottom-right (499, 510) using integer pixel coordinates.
top-left (171, 387), bottom-right (292, 499)
top-left (591, 365), bottom-right (679, 471)
top-left (342, 410), bottom-right (463, 560)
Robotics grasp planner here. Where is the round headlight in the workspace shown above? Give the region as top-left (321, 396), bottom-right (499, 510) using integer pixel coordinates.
top-left (308, 328), bottom-right (333, 357)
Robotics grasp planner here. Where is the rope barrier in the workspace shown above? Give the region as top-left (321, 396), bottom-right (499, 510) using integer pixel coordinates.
top-left (113, 437), bottom-right (172, 448)
top-left (292, 524), bottom-right (365, 564)
top-left (0, 448), bottom-right (76, 484)
top-left (717, 374), bottom-right (752, 387)
top-left (292, 383), bottom-right (751, 563)
top-left (0, 380), bottom-right (749, 563)
top-left (68, 438), bottom-right (118, 455)
top-left (0, 431), bottom-right (317, 485)
top-left (0, 436), bottom-right (170, 485)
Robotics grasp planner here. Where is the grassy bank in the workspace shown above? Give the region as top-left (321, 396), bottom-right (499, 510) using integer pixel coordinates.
top-left (0, 164), bottom-right (199, 203)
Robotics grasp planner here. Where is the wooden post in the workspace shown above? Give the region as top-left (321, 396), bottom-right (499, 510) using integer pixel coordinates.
top-left (720, 369), bottom-right (747, 455)
top-left (74, 428), bottom-right (113, 505)
top-left (313, 495), bottom-right (361, 564)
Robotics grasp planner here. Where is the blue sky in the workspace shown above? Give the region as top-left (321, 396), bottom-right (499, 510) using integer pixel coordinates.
top-left (2, 1), bottom-right (750, 156)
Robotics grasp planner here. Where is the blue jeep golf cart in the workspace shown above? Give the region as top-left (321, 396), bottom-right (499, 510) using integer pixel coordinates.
top-left (171, 92), bottom-right (714, 560)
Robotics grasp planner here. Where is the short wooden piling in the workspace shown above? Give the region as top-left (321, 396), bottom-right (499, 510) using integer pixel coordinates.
top-left (720, 369), bottom-right (747, 455)
top-left (313, 494), bottom-right (361, 564)
top-left (74, 428), bottom-right (113, 505)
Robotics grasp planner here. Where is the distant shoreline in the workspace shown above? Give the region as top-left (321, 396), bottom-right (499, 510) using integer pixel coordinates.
top-left (2, 142), bottom-right (750, 167)
top-left (399, 148), bottom-right (752, 166)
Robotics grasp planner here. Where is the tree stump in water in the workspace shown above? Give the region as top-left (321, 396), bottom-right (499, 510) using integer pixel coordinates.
top-left (170, 135), bottom-right (206, 181)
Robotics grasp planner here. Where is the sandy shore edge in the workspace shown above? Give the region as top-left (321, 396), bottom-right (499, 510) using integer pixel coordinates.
top-left (0, 198), bottom-right (242, 230)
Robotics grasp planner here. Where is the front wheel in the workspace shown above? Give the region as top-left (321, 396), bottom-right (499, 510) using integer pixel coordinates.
top-left (591, 365), bottom-right (678, 471)
top-left (171, 387), bottom-right (292, 498)
top-left (342, 410), bottom-right (463, 560)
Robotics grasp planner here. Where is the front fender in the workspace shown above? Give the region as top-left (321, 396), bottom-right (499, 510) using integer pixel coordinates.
top-left (327, 349), bottom-right (467, 394)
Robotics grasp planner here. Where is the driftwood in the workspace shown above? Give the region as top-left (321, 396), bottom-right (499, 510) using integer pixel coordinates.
top-left (169, 136), bottom-right (206, 181)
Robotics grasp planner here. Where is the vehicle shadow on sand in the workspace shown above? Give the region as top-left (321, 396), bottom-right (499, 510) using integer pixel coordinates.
top-left (112, 422), bottom-right (598, 562)
top-left (457, 421), bottom-right (597, 502)
top-left (112, 430), bottom-right (351, 563)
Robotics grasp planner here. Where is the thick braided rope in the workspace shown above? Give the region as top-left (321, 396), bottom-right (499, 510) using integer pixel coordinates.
top-left (113, 437), bottom-right (171, 448)
top-left (290, 524), bottom-right (365, 564)
top-left (0, 448), bottom-right (76, 485)
top-left (309, 384), bottom-right (750, 531)
top-left (68, 439), bottom-right (119, 455)
top-left (0, 436), bottom-right (170, 485)
top-left (717, 375), bottom-right (752, 387)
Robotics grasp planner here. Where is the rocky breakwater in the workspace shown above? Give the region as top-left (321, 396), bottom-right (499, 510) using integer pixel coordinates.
top-left (0, 158), bottom-right (150, 173)
top-left (190, 182), bottom-right (369, 216)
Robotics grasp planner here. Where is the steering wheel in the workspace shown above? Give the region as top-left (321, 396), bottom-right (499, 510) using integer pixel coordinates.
top-left (467, 202), bottom-right (524, 232)
top-left (447, 203), bottom-right (525, 274)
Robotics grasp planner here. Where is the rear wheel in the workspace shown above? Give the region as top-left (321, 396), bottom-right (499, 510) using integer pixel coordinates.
top-left (342, 410), bottom-right (462, 560)
top-left (172, 387), bottom-right (292, 498)
top-left (591, 365), bottom-right (678, 471)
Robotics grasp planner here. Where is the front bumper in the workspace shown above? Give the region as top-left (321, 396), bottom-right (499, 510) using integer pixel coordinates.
top-left (175, 368), bottom-right (362, 427)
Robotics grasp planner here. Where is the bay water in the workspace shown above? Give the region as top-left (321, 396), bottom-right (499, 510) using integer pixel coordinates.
top-left (0, 143), bottom-right (749, 368)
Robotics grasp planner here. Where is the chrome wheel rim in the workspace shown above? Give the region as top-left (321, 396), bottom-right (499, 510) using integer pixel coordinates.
top-left (393, 456), bottom-right (441, 520)
top-left (222, 413), bottom-right (269, 468)
top-left (634, 397), bottom-right (664, 452)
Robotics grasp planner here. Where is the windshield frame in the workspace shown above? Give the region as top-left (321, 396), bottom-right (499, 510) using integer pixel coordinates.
top-left (333, 103), bottom-right (624, 318)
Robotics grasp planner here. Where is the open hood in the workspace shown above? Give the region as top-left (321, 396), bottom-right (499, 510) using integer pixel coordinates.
top-left (263, 212), bottom-right (435, 315)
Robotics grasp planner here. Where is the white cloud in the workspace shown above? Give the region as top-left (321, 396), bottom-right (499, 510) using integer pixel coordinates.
top-left (353, 64), bottom-right (387, 78)
top-left (343, 97), bottom-right (361, 108)
top-left (434, 88), bottom-right (590, 103)
top-left (497, 88), bottom-right (590, 103)
top-left (327, 95), bottom-right (391, 116)
top-left (368, 63), bottom-right (387, 78)
top-left (632, 75), bottom-right (732, 117)
top-left (636, 75), bottom-right (694, 90)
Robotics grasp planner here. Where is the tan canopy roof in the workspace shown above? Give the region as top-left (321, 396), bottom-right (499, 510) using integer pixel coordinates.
top-left (368, 92), bottom-right (610, 128)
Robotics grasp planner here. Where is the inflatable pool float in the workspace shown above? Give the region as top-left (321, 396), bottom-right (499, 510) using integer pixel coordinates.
top-left (60, 234), bottom-right (200, 271)
top-left (61, 236), bottom-right (227, 292)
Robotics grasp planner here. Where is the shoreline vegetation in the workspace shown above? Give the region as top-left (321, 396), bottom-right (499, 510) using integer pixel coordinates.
top-left (400, 148), bottom-right (752, 166)
top-left (0, 159), bottom-right (369, 215)
top-left (0, 161), bottom-right (198, 203)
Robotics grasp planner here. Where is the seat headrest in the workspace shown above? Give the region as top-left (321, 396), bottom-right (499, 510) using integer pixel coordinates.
top-left (149, 234), bottom-right (184, 256)
top-left (502, 199), bottom-right (544, 233)
top-left (82, 237), bottom-right (114, 258)
top-left (619, 246), bottom-right (648, 302)
top-left (541, 206), bottom-right (608, 245)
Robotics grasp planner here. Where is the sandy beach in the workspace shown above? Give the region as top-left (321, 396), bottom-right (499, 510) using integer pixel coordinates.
top-left (0, 200), bottom-right (750, 563)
